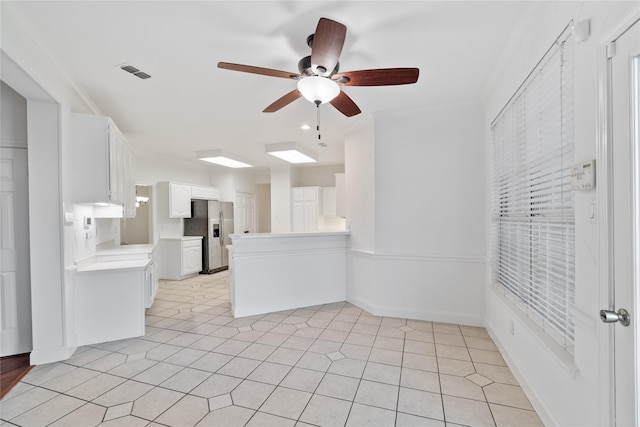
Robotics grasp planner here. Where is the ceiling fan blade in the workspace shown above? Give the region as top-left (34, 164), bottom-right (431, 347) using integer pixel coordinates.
top-left (218, 62), bottom-right (301, 80)
top-left (333, 68), bottom-right (419, 86)
top-left (330, 91), bottom-right (361, 117)
top-left (263, 89), bottom-right (303, 113)
top-left (311, 18), bottom-right (346, 77)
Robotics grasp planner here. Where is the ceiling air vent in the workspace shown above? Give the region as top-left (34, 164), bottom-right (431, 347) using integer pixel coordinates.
top-left (119, 64), bottom-right (151, 80)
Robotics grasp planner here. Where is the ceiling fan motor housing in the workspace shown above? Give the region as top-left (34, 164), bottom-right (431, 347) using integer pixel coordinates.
top-left (298, 55), bottom-right (339, 77)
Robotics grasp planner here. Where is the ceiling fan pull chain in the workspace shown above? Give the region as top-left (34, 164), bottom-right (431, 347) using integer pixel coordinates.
top-left (317, 103), bottom-right (321, 141)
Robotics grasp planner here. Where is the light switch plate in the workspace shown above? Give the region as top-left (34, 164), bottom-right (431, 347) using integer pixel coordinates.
top-left (64, 212), bottom-right (74, 226)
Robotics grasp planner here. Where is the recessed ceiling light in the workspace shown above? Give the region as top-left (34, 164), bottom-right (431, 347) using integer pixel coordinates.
top-left (300, 124), bottom-right (311, 130)
top-left (265, 142), bottom-right (317, 164)
top-left (196, 150), bottom-right (252, 168)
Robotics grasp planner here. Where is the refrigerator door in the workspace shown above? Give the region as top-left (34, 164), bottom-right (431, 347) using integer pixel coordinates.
top-left (220, 202), bottom-right (234, 267)
top-left (208, 201), bottom-right (222, 271)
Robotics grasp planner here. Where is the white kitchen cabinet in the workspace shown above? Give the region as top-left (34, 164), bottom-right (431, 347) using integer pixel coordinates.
top-left (71, 113), bottom-right (135, 214)
top-left (322, 187), bottom-right (337, 217)
top-left (158, 236), bottom-right (202, 280)
top-left (335, 173), bottom-right (346, 218)
top-left (191, 185), bottom-right (219, 200)
top-left (292, 186), bottom-right (319, 232)
top-left (169, 183), bottom-right (192, 218)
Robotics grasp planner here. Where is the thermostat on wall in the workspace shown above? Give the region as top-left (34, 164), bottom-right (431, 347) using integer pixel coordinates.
top-left (571, 160), bottom-right (596, 191)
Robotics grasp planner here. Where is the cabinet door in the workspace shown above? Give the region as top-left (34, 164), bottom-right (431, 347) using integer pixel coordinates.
top-left (303, 187), bottom-right (318, 201)
top-left (292, 201), bottom-right (305, 232)
top-left (169, 183), bottom-right (192, 218)
top-left (108, 123), bottom-right (122, 203)
top-left (182, 244), bottom-right (202, 274)
top-left (292, 187), bottom-right (305, 202)
top-left (303, 201), bottom-right (318, 232)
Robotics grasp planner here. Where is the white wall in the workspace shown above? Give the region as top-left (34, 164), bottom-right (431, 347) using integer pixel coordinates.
top-left (482, 2), bottom-right (637, 426)
top-left (346, 106), bottom-right (486, 325)
top-left (293, 165), bottom-right (345, 187)
top-left (1, 81), bottom-right (27, 144)
top-left (270, 166), bottom-right (292, 233)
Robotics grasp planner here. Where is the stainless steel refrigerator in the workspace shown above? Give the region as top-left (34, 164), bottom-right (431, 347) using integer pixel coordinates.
top-left (184, 199), bottom-right (234, 273)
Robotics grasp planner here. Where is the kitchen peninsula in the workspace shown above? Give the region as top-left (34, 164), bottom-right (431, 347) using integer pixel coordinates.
top-left (228, 231), bottom-right (350, 317)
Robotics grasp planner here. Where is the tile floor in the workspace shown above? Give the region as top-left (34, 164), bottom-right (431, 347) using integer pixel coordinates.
top-left (0, 272), bottom-right (544, 427)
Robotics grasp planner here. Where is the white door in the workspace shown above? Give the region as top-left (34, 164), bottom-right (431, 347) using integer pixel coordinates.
top-left (235, 192), bottom-right (255, 234)
top-left (610, 18), bottom-right (640, 426)
top-left (0, 147), bottom-right (32, 356)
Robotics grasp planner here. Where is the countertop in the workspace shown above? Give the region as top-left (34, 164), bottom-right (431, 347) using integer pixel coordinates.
top-left (159, 236), bottom-right (203, 241)
top-left (97, 244), bottom-right (154, 256)
top-left (229, 231), bottom-right (350, 240)
top-left (77, 258), bottom-right (150, 272)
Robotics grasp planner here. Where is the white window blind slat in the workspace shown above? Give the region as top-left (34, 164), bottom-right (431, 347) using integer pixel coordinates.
top-left (491, 30), bottom-right (575, 355)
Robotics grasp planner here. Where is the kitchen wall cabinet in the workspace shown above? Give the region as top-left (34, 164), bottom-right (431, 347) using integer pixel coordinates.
top-left (165, 182), bottom-right (220, 218)
top-left (169, 183), bottom-right (192, 218)
top-left (191, 185), bottom-right (219, 201)
top-left (71, 113), bottom-right (135, 215)
top-left (158, 236), bottom-right (202, 280)
top-left (292, 186), bottom-right (319, 232)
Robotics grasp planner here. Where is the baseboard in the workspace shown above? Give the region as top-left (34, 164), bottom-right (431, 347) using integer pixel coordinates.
top-left (347, 295), bottom-right (484, 326)
top-left (29, 345), bottom-right (76, 365)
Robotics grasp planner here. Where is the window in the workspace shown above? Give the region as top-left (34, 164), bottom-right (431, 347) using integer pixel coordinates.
top-left (491, 30), bottom-right (575, 354)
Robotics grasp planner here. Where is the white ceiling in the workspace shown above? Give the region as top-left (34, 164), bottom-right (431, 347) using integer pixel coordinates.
top-left (5, 1), bottom-right (535, 170)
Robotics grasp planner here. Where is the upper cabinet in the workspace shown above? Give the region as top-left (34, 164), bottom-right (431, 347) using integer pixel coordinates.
top-left (169, 183), bottom-right (192, 218)
top-left (191, 185), bottom-right (219, 201)
top-left (292, 186), bottom-right (319, 232)
top-left (321, 187), bottom-right (337, 217)
top-left (71, 113), bottom-right (135, 217)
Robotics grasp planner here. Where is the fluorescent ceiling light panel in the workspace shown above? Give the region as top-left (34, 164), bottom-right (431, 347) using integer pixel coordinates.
top-left (197, 150), bottom-right (252, 168)
top-left (265, 142), bottom-right (317, 164)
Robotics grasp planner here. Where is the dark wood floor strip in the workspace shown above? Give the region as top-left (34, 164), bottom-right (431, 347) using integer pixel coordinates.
top-left (0, 353), bottom-right (32, 400)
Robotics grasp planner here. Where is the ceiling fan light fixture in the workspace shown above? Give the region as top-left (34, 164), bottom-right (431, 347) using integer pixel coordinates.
top-left (297, 76), bottom-right (340, 104)
top-left (196, 150), bottom-right (253, 168)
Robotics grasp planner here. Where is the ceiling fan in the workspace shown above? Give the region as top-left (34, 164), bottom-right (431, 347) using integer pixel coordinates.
top-left (218, 17), bottom-right (420, 117)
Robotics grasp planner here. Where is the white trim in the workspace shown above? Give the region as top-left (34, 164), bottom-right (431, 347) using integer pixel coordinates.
top-left (348, 248), bottom-right (486, 265)
top-left (597, 7), bottom-right (640, 425)
top-left (0, 139), bottom-right (28, 149)
top-left (487, 326), bottom-right (557, 427)
top-left (29, 345), bottom-right (76, 365)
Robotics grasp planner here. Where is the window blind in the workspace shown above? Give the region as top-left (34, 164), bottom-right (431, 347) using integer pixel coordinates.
top-left (491, 31), bottom-right (575, 354)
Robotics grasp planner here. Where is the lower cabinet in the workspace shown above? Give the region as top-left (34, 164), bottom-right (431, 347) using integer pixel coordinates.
top-left (159, 236), bottom-right (203, 280)
top-left (75, 267), bottom-right (146, 346)
top-left (144, 255), bottom-right (158, 309)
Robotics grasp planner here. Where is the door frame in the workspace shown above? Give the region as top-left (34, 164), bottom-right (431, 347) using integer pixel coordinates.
top-left (597, 6), bottom-right (640, 426)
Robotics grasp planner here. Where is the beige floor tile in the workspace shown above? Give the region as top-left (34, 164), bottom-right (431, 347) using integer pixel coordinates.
top-left (340, 343), bottom-right (371, 361)
top-left (435, 344), bottom-right (471, 361)
top-left (0, 386), bottom-right (58, 420)
top-left (464, 336), bottom-right (499, 351)
top-left (368, 348), bottom-right (403, 366)
top-left (22, 363), bottom-right (77, 386)
top-left (396, 412), bottom-right (445, 427)
top-left (308, 339), bottom-right (343, 354)
top-left (316, 373), bottom-right (360, 401)
top-left (405, 330), bottom-right (435, 343)
top-left (108, 358), bottom-right (158, 378)
top-left (438, 357), bottom-right (476, 376)
top-left (474, 363), bottom-right (518, 385)
top-left (490, 403), bottom-right (544, 427)
top-left (403, 353), bottom-right (438, 372)
top-left (467, 373), bottom-right (493, 387)
top-left (188, 351), bottom-right (233, 372)
top-left (133, 362), bottom-right (183, 385)
top-left (460, 326), bottom-right (491, 339)
top-left (231, 380), bottom-right (275, 409)
top-left (373, 336), bottom-right (405, 351)
top-left (377, 326), bottom-right (406, 339)
top-left (363, 361), bottom-right (401, 385)
top-left (435, 333), bottom-right (467, 347)
top-left (400, 368), bottom-right (440, 393)
top-left (39, 367), bottom-right (101, 393)
top-left (443, 395), bottom-right (495, 427)
top-left (280, 367), bottom-right (325, 392)
top-left (215, 357), bottom-right (260, 379)
top-left (245, 411), bottom-right (296, 427)
top-left (246, 361), bottom-right (291, 384)
top-left (189, 335), bottom-right (226, 351)
top-left (99, 415), bottom-right (149, 426)
top-left (238, 343), bottom-right (277, 361)
top-left (404, 340), bottom-right (436, 356)
top-left (440, 374), bottom-right (486, 401)
top-left (351, 323), bottom-right (379, 335)
top-left (354, 380), bottom-right (398, 410)
top-left (484, 383), bottom-right (533, 410)
top-left (131, 387), bottom-right (184, 420)
top-left (47, 402), bottom-right (106, 427)
top-left (282, 336), bottom-right (315, 351)
top-left (260, 386), bottom-right (312, 419)
top-left (84, 352), bottom-right (128, 372)
top-left (10, 394), bottom-right (84, 426)
top-left (145, 343), bottom-right (183, 361)
top-left (295, 352), bottom-right (332, 372)
top-left (93, 380), bottom-right (154, 407)
top-left (104, 402), bottom-right (133, 421)
top-left (212, 339), bottom-right (251, 356)
top-left (346, 403), bottom-right (396, 427)
top-left (196, 405), bottom-right (254, 427)
top-left (345, 332), bottom-right (377, 346)
top-left (318, 329), bottom-right (349, 343)
top-left (300, 394), bottom-right (352, 427)
top-left (266, 347), bottom-right (305, 366)
top-left (327, 358), bottom-right (366, 378)
top-left (469, 348), bottom-right (506, 366)
top-left (64, 373), bottom-right (126, 401)
top-left (256, 332), bottom-right (290, 346)
top-left (155, 394), bottom-right (209, 426)
top-left (398, 387), bottom-right (444, 420)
